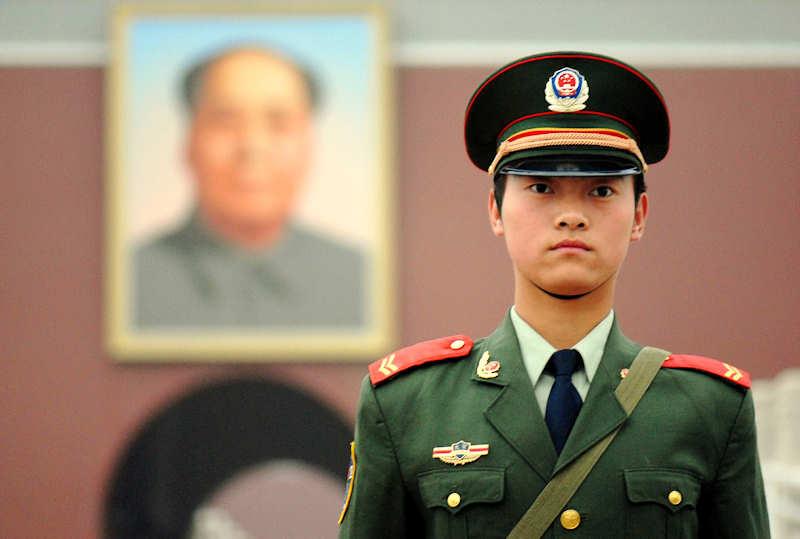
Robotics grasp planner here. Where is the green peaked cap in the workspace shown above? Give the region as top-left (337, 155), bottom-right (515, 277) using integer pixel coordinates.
top-left (464, 51), bottom-right (670, 175)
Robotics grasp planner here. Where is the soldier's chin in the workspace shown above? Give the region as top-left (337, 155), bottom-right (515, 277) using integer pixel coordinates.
top-left (536, 281), bottom-right (594, 300)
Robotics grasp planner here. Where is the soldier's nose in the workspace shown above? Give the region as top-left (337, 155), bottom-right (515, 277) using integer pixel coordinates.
top-left (557, 213), bottom-right (588, 229)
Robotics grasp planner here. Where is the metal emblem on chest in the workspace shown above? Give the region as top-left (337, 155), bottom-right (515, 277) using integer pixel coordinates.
top-left (476, 351), bottom-right (501, 378)
top-left (432, 440), bottom-right (490, 465)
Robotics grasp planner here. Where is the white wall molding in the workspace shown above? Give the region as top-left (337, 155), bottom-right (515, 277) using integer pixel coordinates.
top-left (2, 40), bottom-right (799, 68)
top-left (0, 41), bottom-right (108, 67)
top-left (396, 41), bottom-right (800, 68)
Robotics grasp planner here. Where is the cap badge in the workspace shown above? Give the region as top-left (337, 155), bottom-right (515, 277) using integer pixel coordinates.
top-left (476, 351), bottom-right (501, 379)
top-left (432, 440), bottom-right (489, 465)
top-left (545, 67), bottom-right (589, 112)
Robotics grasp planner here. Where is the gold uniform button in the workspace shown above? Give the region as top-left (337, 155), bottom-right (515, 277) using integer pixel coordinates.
top-left (450, 339), bottom-right (465, 350)
top-left (668, 490), bottom-right (682, 506)
top-left (447, 492), bottom-right (461, 508)
top-left (560, 509), bottom-right (581, 530)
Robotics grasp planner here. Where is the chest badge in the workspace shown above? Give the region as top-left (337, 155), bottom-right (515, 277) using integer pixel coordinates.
top-left (432, 440), bottom-right (489, 465)
top-left (545, 67), bottom-right (590, 112)
top-left (476, 351), bottom-right (501, 378)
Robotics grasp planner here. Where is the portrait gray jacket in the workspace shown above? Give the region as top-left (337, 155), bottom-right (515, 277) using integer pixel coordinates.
top-left (134, 212), bottom-right (365, 329)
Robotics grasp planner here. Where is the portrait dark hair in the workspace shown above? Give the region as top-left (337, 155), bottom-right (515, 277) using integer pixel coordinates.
top-left (179, 44), bottom-right (321, 113)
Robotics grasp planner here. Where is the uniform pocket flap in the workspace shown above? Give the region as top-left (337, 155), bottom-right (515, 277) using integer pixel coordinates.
top-left (624, 468), bottom-right (701, 513)
top-left (417, 468), bottom-right (505, 515)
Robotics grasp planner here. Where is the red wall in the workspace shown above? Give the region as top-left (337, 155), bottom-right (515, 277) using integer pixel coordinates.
top-left (0, 66), bottom-right (798, 537)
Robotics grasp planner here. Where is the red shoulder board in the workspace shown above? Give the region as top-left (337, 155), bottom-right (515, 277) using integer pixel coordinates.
top-left (662, 354), bottom-right (751, 389)
top-left (369, 335), bottom-right (473, 386)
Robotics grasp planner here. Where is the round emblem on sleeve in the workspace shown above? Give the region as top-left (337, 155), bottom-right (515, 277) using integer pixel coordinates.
top-left (337, 442), bottom-right (357, 525)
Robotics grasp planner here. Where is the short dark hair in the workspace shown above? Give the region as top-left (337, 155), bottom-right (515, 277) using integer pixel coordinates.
top-left (493, 173), bottom-right (647, 213)
top-left (180, 45), bottom-right (320, 114)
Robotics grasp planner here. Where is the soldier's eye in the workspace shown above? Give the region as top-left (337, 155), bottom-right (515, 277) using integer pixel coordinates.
top-left (530, 183), bottom-right (552, 194)
top-left (591, 185), bottom-right (614, 198)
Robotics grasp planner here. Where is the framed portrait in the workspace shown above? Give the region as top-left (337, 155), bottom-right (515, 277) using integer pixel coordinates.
top-left (105, 3), bottom-right (394, 360)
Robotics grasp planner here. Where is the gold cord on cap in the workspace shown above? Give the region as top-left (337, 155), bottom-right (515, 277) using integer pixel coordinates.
top-left (487, 128), bottom-right (648, 176)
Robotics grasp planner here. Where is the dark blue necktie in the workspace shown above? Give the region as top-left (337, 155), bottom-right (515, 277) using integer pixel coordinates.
top-left (545, 349), bottom-right (583, 455)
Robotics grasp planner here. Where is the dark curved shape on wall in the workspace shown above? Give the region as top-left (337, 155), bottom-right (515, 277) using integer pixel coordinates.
top-left (104, 377), bottom-right (352, 538)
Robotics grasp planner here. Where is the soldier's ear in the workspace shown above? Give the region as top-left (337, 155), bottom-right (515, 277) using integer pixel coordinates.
top-left (630, 192), bottom-right (649, 242)
top-left (488, 189), bottom-right (504, 236)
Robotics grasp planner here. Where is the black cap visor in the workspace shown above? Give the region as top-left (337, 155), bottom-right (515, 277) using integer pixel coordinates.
top-left (498, 150), bottom-right (642, 177)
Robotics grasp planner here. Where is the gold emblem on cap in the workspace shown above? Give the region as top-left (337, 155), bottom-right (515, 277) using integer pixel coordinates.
top-left (476, 351), bottom-right (501, 379)
top-left (668, 490), bottom-right (682, 506)
top-left (545, 67), bottom-right (589, 112)
top-left (560, 509), bottom-right (581, 530)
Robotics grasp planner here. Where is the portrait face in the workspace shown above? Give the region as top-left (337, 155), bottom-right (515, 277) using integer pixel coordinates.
top-left (186, 50), bottom-right (314, 240)
top-left (489, 174), bottom-right (648, 297)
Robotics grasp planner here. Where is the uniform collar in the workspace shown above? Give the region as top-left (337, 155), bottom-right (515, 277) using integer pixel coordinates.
top-left (476, 311), bottom-right (640, 480)
top-left (510, 306), bottom-right (614, 385)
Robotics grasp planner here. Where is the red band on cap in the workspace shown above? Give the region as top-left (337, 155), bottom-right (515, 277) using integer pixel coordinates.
top-left (506, 127), bottom-right (630, 143)
top-left (499, 111), bottom-right (639, 142)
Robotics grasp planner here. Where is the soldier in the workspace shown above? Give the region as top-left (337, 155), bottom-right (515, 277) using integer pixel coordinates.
top-left (338, 52), bottom-right (769, 537)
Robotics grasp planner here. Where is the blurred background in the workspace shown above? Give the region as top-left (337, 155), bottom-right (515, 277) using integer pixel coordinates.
top-left (1, 0), bottom-right (798, 537)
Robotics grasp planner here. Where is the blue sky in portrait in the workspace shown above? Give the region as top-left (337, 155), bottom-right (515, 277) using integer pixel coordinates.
top-left (128, 16), bottom-right (371, 116)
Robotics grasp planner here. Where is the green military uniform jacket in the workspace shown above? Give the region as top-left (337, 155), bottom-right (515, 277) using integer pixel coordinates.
top-left (339, 312), bottom-right (769, 538)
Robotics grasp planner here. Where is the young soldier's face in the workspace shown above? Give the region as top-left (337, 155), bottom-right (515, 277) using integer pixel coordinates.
top-left (488, 174), bottom-right (648, 298)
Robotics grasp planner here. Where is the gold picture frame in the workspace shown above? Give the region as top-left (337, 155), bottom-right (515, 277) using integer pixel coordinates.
top-left (105, 3), bottom-right (394, 360)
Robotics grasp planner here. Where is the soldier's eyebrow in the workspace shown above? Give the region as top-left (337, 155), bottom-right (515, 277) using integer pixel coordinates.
top-left (590, 176), bottom-right (625, 183)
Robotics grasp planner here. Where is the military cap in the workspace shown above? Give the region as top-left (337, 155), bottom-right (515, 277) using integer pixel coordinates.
top-left (464, 51), bottom-right (669, 177)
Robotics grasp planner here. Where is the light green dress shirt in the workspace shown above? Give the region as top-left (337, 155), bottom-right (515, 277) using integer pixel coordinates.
top-left (510, 307), bottom-right (614, 415)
